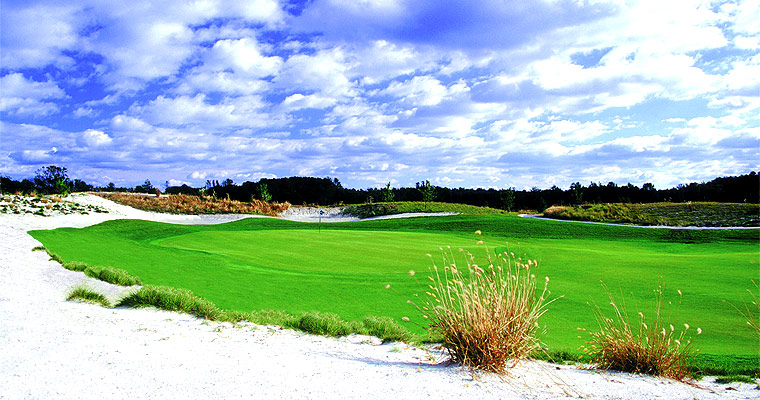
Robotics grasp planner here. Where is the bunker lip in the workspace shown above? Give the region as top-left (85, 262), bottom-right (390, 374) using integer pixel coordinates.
top-left (0, 193), bottom-right (756, 399)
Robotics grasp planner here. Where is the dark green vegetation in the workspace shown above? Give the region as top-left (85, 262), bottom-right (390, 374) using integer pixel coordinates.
top-left (30, 213), bottom-right (759, 377)
top-left (343, 201), bottom-right (508, 218)
top-left (5, 169), bottom-right (758, 212)
top-left (545, 202), bottom-right (759, 227)
top-left (66, 285), bottom-right (112, 307)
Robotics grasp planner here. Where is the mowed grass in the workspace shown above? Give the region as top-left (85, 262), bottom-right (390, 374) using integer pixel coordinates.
top-left (29, 214), bottom-right (759, 361)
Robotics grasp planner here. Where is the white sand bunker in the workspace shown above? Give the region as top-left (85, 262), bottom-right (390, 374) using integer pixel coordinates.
top-left (0, 194), bottom-right (756, 399)
top-left (279, 205), bottom-right (457, 223)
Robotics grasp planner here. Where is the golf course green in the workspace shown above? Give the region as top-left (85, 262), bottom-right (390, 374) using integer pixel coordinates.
top-left (29, 214), bottom-right (759, 359)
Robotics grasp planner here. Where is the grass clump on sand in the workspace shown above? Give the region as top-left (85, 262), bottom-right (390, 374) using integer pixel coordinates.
top-left (297, 312), bottom-right (360, 336)
top-left (66, 285), bottom-right (111, 307)
top-left (584, 284), bottom-right (699, 380)
top-left (116, 285), bottom-right (229, 321)
top-left (60, 261), bottom-right (142, 286)
top-left (416, 232), bottom-right (554, 373)
top-left (116, 286), bottom-right (416, 342)
top-left (83, 265), bottom-right (142, 286)
top-left (97, 193), bottom-right (290, 216)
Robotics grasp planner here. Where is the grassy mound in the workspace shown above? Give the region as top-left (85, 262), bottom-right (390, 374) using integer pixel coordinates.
top-left (544, 202), bottom-right (759, 227)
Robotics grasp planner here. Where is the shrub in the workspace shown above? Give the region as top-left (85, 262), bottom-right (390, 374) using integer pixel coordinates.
top-left (66, 285), bottom-right (111, 307)
top-left (416, 233), bottom-right (554, 373)
top-left (585, 284), bottom-right (699, 380)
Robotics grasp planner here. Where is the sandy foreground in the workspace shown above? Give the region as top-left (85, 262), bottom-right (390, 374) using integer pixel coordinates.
top-left (0, 194), bottom-right (757, 399)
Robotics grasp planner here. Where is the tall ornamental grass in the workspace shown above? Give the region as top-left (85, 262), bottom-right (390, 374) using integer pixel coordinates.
top-left (417, 232), bottom-right (554, 373)
top-left (584, 284), bottom-right (700, 380)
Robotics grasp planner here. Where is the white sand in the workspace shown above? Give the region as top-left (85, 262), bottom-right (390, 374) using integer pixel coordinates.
top-left (0, 194), bottom-right (757, 399)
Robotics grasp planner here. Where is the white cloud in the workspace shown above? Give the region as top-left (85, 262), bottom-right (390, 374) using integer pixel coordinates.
top-left (203, 38), bottom-right (282, 78)
top-left (0, 73), bottom-right (66, 116)
top-left (275, 48), bottom-right (356, 98)
top-left (349, 40), bottom-right (437, 85)
top-left (734, 36), bottom-right (760, 50)
top-left (381, 75), bottom-right (451, 107)
top-left (720, 1), bottom-right (759, 36)
top-left (175, 37), bottom-right (282, 95)
top-left (0, 4), bottom-right (80, 69)
top-left (79, 129), bottom-right (113, 147)
top-left (130, 94), bottom-right (277, 130)
top-left (280, 93), bottom-right (337, 111)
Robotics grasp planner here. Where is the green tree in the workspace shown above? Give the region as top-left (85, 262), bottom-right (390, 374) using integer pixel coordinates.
top-left (134, 180), bottom-right (154, 193)
top-left (416, 180), bottom-right (436, 208)
top-left (570, 181), bottom-right (584, 204)
top-left (380, 182), bottom-right (395, 202)
top-left (501, 187), bottom-right (516, 211)
top-left (257, 183), bottom-right (272, 202)
top-left (34, 165), bottom-right (72, 195)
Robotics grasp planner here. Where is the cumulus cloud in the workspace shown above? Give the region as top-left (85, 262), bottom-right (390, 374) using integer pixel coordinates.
top-left (79, 129), bottom-right (113, 147)
top-left (0, 73), bottom-right (66, 116)
top-left (275, 48), bottom-right (356, 98)
top-left (0, 3), bottom-right (81, 69)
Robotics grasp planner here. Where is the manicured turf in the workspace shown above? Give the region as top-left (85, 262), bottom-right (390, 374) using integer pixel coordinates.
top-left (29, 215), bottom-right (759, 359)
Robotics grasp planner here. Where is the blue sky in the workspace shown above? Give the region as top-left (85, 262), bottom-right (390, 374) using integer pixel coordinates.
top-left (1, 0), bottom-right (758, 190)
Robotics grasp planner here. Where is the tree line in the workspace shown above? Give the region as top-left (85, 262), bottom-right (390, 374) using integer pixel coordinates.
top-left (1, 166), bottom-right (757, 211)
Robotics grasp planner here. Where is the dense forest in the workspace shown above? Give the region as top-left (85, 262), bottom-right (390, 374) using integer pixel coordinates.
top-left (1, 166), bottom-right (758, 211)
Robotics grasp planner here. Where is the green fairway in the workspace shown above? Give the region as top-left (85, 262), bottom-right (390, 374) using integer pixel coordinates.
top-left (29, 215), bottom-right (759, 358)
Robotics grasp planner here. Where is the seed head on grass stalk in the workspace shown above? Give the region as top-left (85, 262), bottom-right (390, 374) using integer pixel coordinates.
top-left (726, 280), bottom-right (760, 339)
top-left (411, 233), bottom-right (556, 373)
top-left (585, 283), bottom-right (700, 380)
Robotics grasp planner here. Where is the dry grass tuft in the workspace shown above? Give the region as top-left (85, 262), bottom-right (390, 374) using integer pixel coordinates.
top-left (729, 280), bottom-right (760, 339)
top-left (415, 234), bottom-right (554, 373)
top-left (97, 193), bottom-right (290, 216)
top-left (584, 283), bottom-right (699, 380)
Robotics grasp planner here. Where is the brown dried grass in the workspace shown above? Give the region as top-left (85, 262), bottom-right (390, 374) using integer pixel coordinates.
top-left (584, 283), bottom-right (699, 380)
top-left (415, 232), bottom-right (554, 373)
top-left (96, 193), bottom-right (290, 216)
